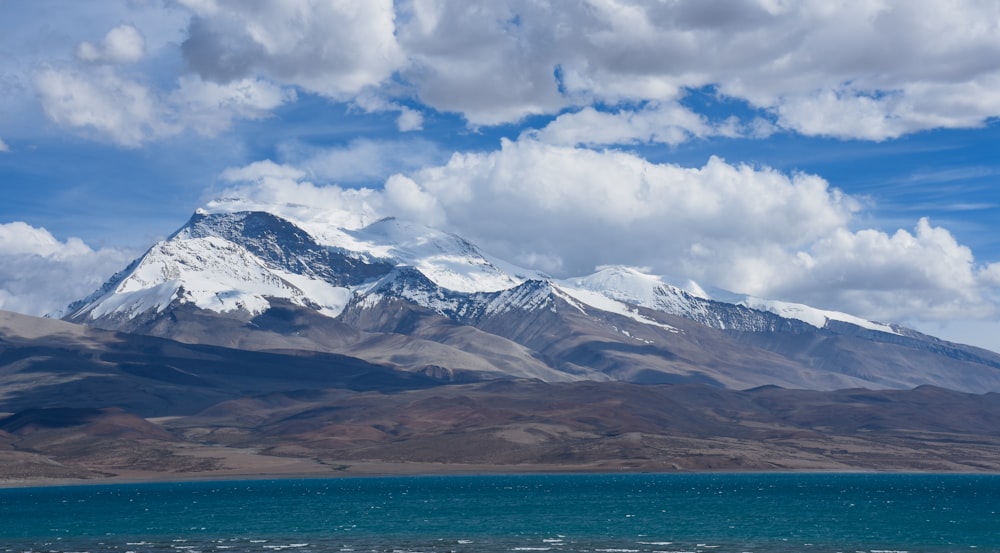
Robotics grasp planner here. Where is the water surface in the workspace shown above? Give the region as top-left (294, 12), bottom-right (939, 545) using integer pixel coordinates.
top-left (1, 473), bottom-right (997, 552)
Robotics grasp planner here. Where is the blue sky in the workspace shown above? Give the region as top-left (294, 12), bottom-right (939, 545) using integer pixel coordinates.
top-left (2, 0), bottom-right (1000, 352)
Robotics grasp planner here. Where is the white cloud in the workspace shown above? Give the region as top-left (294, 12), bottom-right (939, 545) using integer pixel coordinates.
top-left (392, 0), bottom-right (1000, 137)
top-left (77, 24), bottom-right (146, 64)
top-left (216, 136), bottom-right (1000, 324)
top-left (529, 103), bottom-right (734, 147)
top-left (0, 137), bottom-right (9, 152)
top-left (0, 3), bottom-right (189, 144)
top-left (397, 107), bottom-right (424, 132)
top-left (280, 138), bottom-right (446, 185)
top-left (407, 140), bottom-right (1000, 322)
top-left (383, 174), bottom-right (445, 226)
top-left (403, 138), bottom-right (859, 279)
top-left (0, 222), bottom-right (135, 317)
top-left (754, 219), bottom-right (1000, 322)
top-left (219, 158), bottom-right (306, 184)
top-left (168, 75), bottom-right (294, 135)
top-left (352, 91), bottom-right (427, 133)
top-left (33, 66), bottom-right (293, 146)
top-left (19, 1), bottom-right (1000, 144)
top-left (179, 0), bottom-right (404, 100)
top-left (396, 0), bottom-right (567, 125)
top-left (34, 67), bottom-right (167, 148)
top-left (774, 77), bottom-right (1000, 141)
top-left (0, 222), bottom-right (92, 258)
top-left (213, 159), bottom-right (386, 229)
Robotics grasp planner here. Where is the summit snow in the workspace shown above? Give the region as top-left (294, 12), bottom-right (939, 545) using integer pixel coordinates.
top-left (67, 203), bottom-right (904, 341)
top-left (561, 265), bottom-right (900, 335)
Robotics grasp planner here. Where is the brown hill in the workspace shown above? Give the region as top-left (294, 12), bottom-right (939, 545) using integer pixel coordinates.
top-left (5, 310), bottom-right (1000, 483)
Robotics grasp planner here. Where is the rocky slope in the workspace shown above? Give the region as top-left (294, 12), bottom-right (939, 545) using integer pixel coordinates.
top-left (6, 308), bottom-right (1000, 481)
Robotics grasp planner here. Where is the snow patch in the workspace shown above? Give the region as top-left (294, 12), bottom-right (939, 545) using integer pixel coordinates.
top-left (344, 218), bottom-right (536, 293)
top-left (84, 235), bottom-right (351, 319)
top-left (736, 296), bottom-right (900, 335)
top-left (200, 205), bottom-right (544, 294)
top-left (89, 280), bottom-right (179, 319)
top-left (561, 266), bottom-right (705, 325)
top-left (567, 265), bottom-right (899, 336)
top-left (555, 283), bottom-right (678, 332)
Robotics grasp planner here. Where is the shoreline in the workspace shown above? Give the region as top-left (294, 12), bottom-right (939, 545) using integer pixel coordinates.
top-left (5, 461), bottom-right (992, 490)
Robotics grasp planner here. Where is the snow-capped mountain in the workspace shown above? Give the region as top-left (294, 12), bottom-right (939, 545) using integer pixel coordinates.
top-left (65, 206), bottom-right (1000, 393)
top-left (67, 209), bottom-right (540, 323)
top-left (560, 265), bottom-right (900, 335)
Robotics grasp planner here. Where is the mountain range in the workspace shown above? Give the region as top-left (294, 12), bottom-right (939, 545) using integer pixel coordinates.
top-left (4, 199), bottom-right (1000, 482)
top-left (61, 200), bottom-right (1000, 392)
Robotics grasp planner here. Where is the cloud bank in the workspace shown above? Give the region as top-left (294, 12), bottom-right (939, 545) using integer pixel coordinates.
top-left (216, 138), bottom-right (1000, 326)
top-left (13, 0), bottom-right (1000, 145)
top-left (0, 223), bottom-right (135, 317)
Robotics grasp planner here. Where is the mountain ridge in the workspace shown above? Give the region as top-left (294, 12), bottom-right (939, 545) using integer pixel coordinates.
top-left (61, 207), bottom-right (1000, 393)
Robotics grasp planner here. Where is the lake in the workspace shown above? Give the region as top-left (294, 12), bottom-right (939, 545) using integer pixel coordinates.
top-left (1, 473), bottom-right (998, 552)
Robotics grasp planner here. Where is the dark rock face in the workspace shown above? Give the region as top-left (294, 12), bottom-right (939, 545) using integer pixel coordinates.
top-left (182, 211), bottom-right (396, 287)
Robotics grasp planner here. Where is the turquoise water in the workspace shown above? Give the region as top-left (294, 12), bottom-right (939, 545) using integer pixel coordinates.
top-left (1, 473), bottom-right (998, 552)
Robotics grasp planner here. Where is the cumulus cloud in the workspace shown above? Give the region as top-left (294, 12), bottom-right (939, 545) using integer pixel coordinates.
top-left (396, 0), bottom-right (567, 125)
top-left (753, 219), bottom-right (1000, 322)
top-left (169, 75), bottom-right (294, 136)
top-left (396, 107), bottom-right (424, 132)
top-left (179, 0), bottom-right (404, 100)
top-left (33, 65), bottom-right (293, 146)
top-left (390, 0), bottom-right (1000, 137)
top-left (24, 1), bottom-right (1000, 144)
top-left (34, 67), bottom-right (167, 147)
top-left (404, 140), bottom-right (1000, 322)
top-left (0, 222), bottom-right (135, 317)
top-left (528, 103), bottom-right (738, 147)
top-left (278, 138), bottom-right (446, 185)
top-left (351, 92), bottom-right (426, 132)
top-left (213, 159), bottom-right (386, 229)
top-left (77, 24), bottom-right (146, 64)
top-left (402, 139), bottom-right (859, 279)
top-left (216, 137), bottom-right (1000, 324)
top-left (0, 137), bottom-right (9, 152)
